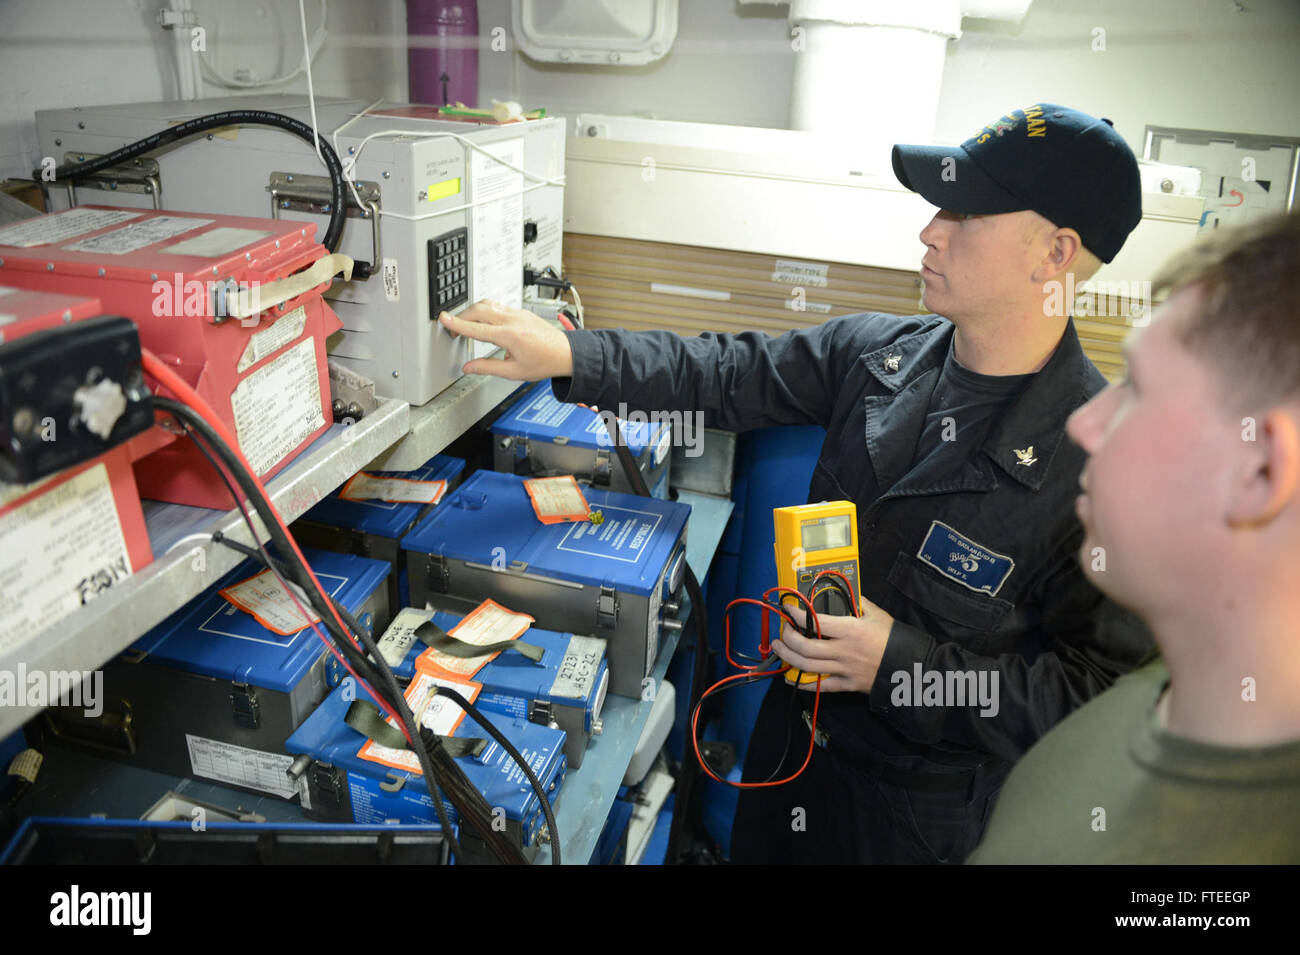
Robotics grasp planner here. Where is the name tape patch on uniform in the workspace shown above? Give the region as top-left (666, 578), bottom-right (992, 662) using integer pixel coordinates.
top-left (917, 521), bottom-right (1014, 596)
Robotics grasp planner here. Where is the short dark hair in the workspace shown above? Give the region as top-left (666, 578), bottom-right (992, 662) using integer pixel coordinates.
top-left (1153, 212), bottom-right (1300, 405)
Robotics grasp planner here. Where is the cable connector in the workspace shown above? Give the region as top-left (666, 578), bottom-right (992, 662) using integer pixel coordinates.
top-left (523, 267), bottom-right (572, 291)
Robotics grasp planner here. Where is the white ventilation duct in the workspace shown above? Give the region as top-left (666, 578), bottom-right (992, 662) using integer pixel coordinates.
top-left (740, 0), bottom-right (1034, 154)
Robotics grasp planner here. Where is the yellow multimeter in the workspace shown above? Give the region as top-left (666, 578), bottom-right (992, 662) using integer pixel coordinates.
top-left (772, 501), bottom-right (861, 685)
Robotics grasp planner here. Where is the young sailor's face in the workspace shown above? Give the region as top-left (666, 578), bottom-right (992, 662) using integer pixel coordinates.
top-left (1066, 285), bottom-right (1239, 618)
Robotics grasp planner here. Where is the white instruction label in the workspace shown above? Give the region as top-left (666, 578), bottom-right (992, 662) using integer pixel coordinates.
top-left (415, 598), bottom-right (534, 679)
top-left (0, 208), bottom-right (141, 248)
top-left (0, 463), bottom-right (133, 651)
top-left (186, 735), bottom-right (299, 800)
top-left (375, 607), bottom-right (435, 667)
top-left (231, 337), bottom-right (324, 475)
top-left (161, 226), bottom-right (272, 258)
top-left (220, 568), bottom-right (321, 636)
top-left (340, 473), bottom-right (447, 504)
top-left (237, 305), bottom-right (307, 374)
top-left (382, 258), bottom-right (400, 302)
top-left (550, 635), bottom-right (607, 701)
top-left (772, 258), bottom-right (829, 287)
top-left (471, 138), bottom-right (525, 360)
top-left (64, 215), bottom-right (212, 255)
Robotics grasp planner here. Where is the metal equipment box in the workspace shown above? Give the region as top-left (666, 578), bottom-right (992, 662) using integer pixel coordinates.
top-left (291, 453), bottom-right (466, 614)
top-left (0, 205), bottom-right (345, 508)
top-left (490, 379), bottom-right (672, 497)
top-left (31, 548), bottom-right (390, 801)
top-left (400, 469), bottom-right (690, 698)
top-left (376, 606), bottom-right (609, 768)
top-left (284, 676), bottom-right (567, 856)
top-left (35, 96), bottom-right (566, 406)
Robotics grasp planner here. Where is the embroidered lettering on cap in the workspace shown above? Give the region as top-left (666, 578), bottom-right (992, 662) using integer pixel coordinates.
top-left (917, 521), bottom-right (1015, 596)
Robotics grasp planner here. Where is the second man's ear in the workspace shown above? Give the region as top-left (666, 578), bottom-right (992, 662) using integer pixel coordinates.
top-left (1226, 408), bottom-right (1300, 528)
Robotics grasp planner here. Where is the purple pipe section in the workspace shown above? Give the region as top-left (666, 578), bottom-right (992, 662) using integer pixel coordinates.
top-left (407, 0), bottom-right (479, 107)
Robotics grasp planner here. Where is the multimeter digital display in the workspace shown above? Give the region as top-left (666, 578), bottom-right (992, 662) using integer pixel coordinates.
top-left (773, 501), bottom-right (860, 685)
top-left (801, 515), bottom-right (852, 552)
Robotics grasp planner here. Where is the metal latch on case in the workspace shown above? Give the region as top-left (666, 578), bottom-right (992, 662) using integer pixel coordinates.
top-left (230, 682), bottom-right (261, 729)
top-left (528, 699), bottom-right (555, 727)
top-left (425, 554), bottom-right (450, 593)
top-left (310, 761), bottom-right (343, 805)
top-left (592, 448), bottom-right (612, 486)
top-left (597, 584), bottom-right (619, 628)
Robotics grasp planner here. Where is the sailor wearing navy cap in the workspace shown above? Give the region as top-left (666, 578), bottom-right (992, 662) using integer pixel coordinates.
top-left (438, 102), bottom-right (1155, 865)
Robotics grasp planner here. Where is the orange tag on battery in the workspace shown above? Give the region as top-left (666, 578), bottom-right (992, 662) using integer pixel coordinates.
top-left (523, 475), bottom-right (591, 524)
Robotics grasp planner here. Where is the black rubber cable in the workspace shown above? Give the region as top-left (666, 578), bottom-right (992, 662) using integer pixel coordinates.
top-left (34, 108), bottom-right (373, 274)
top-left (173, 415), bottom-right (463, 860)
top-left (160, 401), bottom-right (523, 862)
top-left (435, 687), bottom-right (561, 866)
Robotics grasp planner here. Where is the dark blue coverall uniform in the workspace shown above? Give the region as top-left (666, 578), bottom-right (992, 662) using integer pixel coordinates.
top-left (553, 310), bottom-right (1153, 864)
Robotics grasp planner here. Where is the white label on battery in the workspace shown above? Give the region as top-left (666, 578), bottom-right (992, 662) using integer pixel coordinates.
top-left (63, 215), bottom-right (213, 255)
top-left (0, 463), bottom-right (133, 651)
top-left (0, 208), bottom-right (141, 248)
top-left (186, 735), bottom-right (299, 800)
top-left (221, 568), bottom-right (321, 636)
top-left (772, 259), bottom-right (829, 287)
top-left (231, 337), bottom-right (324, 475)
top-left (550, 635), bottom-right (606, 701)
top-left (161, 227), bottom-right (272, 258)
top-left (471, 137), bottom-right (525, 360)
top-left (376, 607), bottom-right (434, 667)
top-left (382, 258), bottom-right (400, 302)
top-left (237, 305), bottom-right (307, 374)
top-left (340, 473), bottom-right (448, 504)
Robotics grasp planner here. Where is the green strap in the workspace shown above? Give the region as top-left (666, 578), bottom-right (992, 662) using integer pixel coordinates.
top-left (414, 620), bottom-right (545, 663)
top-left (344, 700), bottom-right (486, 758)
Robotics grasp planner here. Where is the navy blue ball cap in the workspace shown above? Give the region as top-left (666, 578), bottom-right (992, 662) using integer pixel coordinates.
top-left (892, 103), bottom-right (1142, 262)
